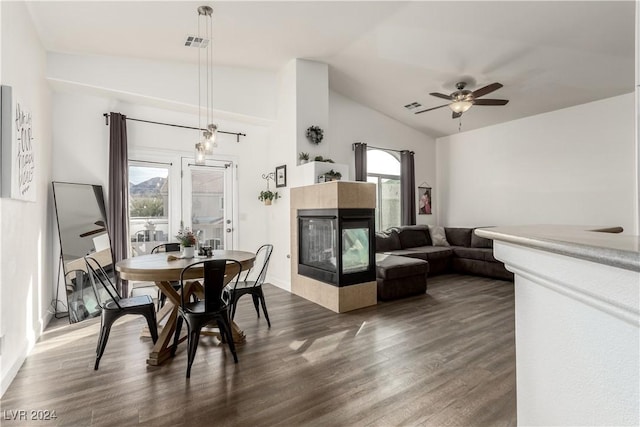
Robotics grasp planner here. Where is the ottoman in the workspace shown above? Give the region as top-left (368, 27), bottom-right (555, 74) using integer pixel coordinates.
top-left (375, 253), bottom-right (428, 300)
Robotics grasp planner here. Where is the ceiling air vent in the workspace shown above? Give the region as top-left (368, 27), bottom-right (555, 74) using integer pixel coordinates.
top-left (404, 102), bottom-right (422, 110)
top-left (184, 35), bottom-right (210, 48)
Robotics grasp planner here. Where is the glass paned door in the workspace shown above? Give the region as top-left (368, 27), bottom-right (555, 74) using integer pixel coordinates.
top-left (128, 162), bottom-right (171, 256)
top-left (181, 158), bottom-right (234, 250)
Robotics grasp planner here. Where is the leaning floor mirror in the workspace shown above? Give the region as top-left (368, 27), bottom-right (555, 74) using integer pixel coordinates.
top-left (52, 181), bottom-right (114, 323)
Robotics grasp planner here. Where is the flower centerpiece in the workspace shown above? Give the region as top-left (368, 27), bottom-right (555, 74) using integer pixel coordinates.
top-left (175, 227), bottom-right (197, 258)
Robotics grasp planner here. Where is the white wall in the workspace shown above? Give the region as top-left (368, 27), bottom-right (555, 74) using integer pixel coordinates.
top-left (295, 60), bottom-right (329, 162)
top-left (47, 53), bottom-right (278, 122)
top-left (437, 93), bottom-right (637, 233)
top-left (263, 60), bottom-right (298, 290)
top-left (328, 90), bottom-right (437, 226)
top-left (0, 1), bottom-right (53, 397)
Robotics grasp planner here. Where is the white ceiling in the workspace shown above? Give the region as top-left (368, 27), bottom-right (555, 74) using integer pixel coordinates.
top-left (26, 1), bottom-right (635, 137)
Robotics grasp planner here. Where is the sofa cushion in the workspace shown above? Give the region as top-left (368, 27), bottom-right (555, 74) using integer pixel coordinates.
top-left (452, 247), bottom-right (488, 262)
top-left (384, 246), bottom-right (453, 261)
top-left (471, 229), bottom-right (494, 248)
top-left (375, 230), bottom-right (401, 252)
top-left (428, 225), bottom-right (450, 246)
top-left (394, 225), bottom-right (432, 249)
top-left (375, 253), bottom-right (428, 280)
top-left (483, 249), bottom-right (499, 263)
top-left (445, 227), bottom-right (472, 247)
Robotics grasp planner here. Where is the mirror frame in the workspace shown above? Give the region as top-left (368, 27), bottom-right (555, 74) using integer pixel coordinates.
top-left (52, 181), bottom-right (114, 323)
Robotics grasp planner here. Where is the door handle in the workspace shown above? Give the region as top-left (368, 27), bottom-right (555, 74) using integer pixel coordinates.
top-left (226, 228), bottom-right (232, 233)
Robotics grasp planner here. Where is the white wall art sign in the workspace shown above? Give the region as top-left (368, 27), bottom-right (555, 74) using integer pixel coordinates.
top-left (1, 85), bottom-right (36, 202)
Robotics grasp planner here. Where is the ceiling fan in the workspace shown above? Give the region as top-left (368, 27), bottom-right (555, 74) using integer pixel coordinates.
top-left (415, 82), bottom-right (509, 119)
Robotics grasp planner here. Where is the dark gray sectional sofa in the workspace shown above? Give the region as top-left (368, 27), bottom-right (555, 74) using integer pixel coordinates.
top-left (375, 225), bottom-right (513, 300)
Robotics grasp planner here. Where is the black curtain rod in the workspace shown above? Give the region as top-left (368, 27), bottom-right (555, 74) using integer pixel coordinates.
top-left (129, 159), bottom-right (173, 166)
top-left (103, 113), bottom-right (246, 142)
top-left (352, 142), bottom-right (413, 155)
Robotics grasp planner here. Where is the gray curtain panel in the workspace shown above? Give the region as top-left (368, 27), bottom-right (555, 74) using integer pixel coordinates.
top-left (108, 113), bottom-right (130, 296)
top-left (353, 142), bottom-right (367, 182)
top-left (400, 150), bottom-right (416, 225)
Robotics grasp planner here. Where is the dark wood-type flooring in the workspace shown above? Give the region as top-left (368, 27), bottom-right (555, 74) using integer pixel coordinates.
top-left (1, 274), bottom-right (516, 426)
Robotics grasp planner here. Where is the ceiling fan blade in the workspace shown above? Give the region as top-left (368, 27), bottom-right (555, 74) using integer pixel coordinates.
top-left (473, 99), bottom-right (509, 106)
top-left (472, 82), bottom-right (503, 98)
top-left (452, 111), bottom-right (462, 119)
top-left (414, 104), bottom-right (449, 114)
top-left (429, 92), bottom-right (453, 100)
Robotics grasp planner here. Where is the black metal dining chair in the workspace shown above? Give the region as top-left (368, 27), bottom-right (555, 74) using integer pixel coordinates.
top-left (85, 256), bottom-right (158, 370)
top-left (171, 259), bottom-right (241, 378)
top-left (226, 244), bottom-right (273, 328)
top-left (151, 243), bottom-right (181, 308)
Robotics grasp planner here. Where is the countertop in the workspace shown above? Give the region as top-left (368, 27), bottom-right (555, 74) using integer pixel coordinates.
top-left (475, 225), bottom-right (640, 272)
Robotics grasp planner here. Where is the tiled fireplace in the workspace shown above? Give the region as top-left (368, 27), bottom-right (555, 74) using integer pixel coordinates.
top-left (290, 181), bottom-right (377, 313)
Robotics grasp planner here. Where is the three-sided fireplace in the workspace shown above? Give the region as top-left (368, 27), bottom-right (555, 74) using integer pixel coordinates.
top-left (297, 208), bottom-right (375, 287)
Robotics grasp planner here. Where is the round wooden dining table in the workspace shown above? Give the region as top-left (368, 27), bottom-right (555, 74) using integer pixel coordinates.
top-left (116, 250), bottom-right (256, 366)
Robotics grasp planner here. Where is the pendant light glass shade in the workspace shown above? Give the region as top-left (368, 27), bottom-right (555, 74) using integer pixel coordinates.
top-left (203, 124), bottom-right (218, 154)
top-left (195, 141), bottom-right (206, 165)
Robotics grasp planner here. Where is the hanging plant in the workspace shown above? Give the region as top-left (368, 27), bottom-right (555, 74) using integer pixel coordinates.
top-left (259, 190), bottom-right (280, 206)
top-left (306, 125), bottom-right (324, 145)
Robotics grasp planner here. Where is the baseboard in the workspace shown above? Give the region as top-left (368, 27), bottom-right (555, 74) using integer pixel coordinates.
top-left (1, 308), bottom-right (54, 398)
top-left (266, 276), bottom-right (291, 292)
top-left (1, 341), bottom-right (28, 398)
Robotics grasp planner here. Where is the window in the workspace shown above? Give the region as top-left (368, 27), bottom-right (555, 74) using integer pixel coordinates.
top-left (367, 149), bottom-right (401, 231)
top-left (128, 162), bottom-right (171, 256)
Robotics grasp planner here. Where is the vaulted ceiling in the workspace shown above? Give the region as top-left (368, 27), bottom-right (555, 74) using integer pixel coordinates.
top-left (26, 1), bottom-right (635, 137)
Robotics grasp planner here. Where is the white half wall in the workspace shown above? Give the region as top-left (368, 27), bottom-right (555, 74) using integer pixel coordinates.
top-left (437, 93), bottom-right (637, 233)
top-left (0, 1), bottom-right (53, 397)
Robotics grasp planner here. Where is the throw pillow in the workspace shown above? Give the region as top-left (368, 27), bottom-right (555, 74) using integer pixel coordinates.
top-left (429, 225), bottom-right (450, 247)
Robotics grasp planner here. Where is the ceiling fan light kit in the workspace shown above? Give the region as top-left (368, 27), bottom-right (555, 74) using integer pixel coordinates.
top-left (414, 81), bottom-right (509, 119)
top-left (449, 100), bottom-right (473, 113)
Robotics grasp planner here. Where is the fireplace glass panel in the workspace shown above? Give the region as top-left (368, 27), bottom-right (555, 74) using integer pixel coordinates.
top-left (342, 225), bottom-right (370, 274)
top-left (300, 217), bottom-right (337, 273)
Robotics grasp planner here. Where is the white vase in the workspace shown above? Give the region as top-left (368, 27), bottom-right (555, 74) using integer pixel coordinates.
top-left (182, 246), bottom-right (195, 258)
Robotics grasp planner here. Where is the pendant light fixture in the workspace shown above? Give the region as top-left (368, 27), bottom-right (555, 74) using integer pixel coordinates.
top-left (193, 5), bottom-right (218, 164)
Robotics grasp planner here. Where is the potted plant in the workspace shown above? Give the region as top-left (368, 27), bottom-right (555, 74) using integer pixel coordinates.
top-left (313, 155), bottom-right (334, 163)
top-left (299, 152), bottom-right (310, 165)
top-left (175, 227), bottom-right (197, 258)
top-left (259, 190), bottom-right (280, 206)
top-left (324, 169), bottom-right (342, 181)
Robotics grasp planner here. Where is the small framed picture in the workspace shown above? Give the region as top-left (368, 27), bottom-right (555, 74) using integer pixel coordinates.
top-left (275, 164), bottom-right (287, 188)
top-left (418, 186), bottom-right (432, 215)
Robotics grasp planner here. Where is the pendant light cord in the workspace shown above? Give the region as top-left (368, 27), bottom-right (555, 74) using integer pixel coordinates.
top-left (198, 14), bottom-right (202, 134)
top-left (209, 10), bottom-right (214, 126)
